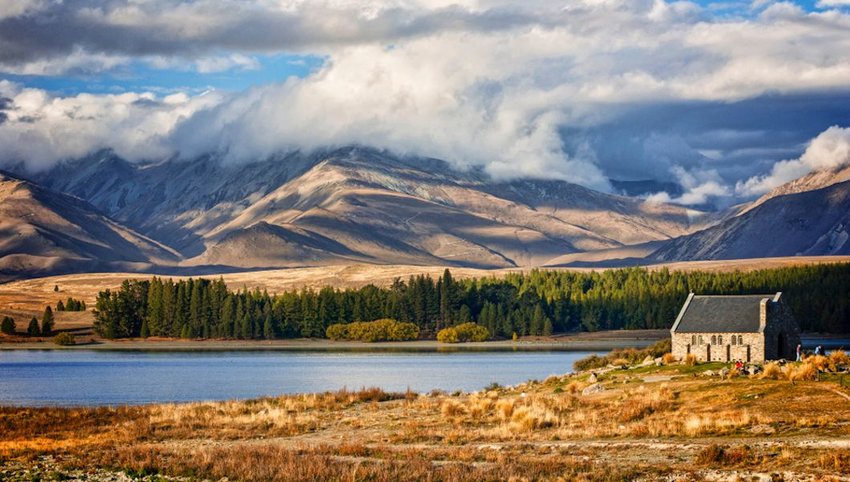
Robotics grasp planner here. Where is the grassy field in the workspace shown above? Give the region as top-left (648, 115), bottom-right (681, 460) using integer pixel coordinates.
top-left (2, 256), bottom-right (849, 344)
top-left (1, 353), bottom-right (849, 481)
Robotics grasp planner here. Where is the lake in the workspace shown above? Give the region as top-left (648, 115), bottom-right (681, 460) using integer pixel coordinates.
top-left (0, 350), bottom-right (599, 406)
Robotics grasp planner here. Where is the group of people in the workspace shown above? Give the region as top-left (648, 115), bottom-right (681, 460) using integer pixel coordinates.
top-left (796, 343), bottom-right (825, 361)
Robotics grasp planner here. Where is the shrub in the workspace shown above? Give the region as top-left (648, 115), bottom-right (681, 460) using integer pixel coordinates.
top-left (440, 399), bottom-right (466, 418)
top-left (53, 332), bottom-right (76, 346)
top-left (573, 354), bottom-right (607, 371)
top-left (805, 354), bottom-right (829, 372)
top-left (661, 353), bottom-right (676, 365)
top-left (0, 316), bottom-right (15, 335)
top-left (611, 358), bottom-right (630, 367)
top-left (645, 338), bottom-right (672, 358)
top-left (829, 349), bottom-right (850, 369)
top-left (761, 362), bottom-right (784, 380)
top-left (437, 323), bottom-right (489, 343)
top-left (437, 327), bottom-right (459, 343)
top-left (696, 444), bottom-right (726, 465)
top-left (324, 319), bottom-right (419, 342)
top-left (325, 324), bottom-right (348, 341)
top-left (684, 354), bottom-right (698, 366)
top-left (786, 362), bottom-right (817, 382)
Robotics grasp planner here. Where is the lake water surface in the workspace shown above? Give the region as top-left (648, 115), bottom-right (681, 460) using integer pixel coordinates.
top-left (0, 350), bottom-right (598, 406)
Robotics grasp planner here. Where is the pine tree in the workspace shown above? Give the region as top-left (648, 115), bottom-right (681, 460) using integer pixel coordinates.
top-left (240, 313), bottom-right (251, 340)
top-left (56, 300), bottom-right (65, 311)
top-left (542, 317), bottom-right (553, 337)
top-left (263, 313), bottom-right (275, 340)
top-left (457, 304), bottom-right (472, 324)
top-left (1, 316), bottom-right (15, 335)
top-left (41, 306), bottom-right (54, 336)
top-left (28, 317), bottom-right (40, 336)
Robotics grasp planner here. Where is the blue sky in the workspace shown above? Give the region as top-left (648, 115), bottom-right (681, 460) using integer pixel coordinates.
top-left (1, 54), bottom-right (325, 96)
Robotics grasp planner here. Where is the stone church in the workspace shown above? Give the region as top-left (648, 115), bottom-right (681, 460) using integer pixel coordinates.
top-left (670, 292), bottom-right (801, 363)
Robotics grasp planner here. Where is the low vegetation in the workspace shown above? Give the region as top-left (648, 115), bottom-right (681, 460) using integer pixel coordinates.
top-left (2, 360), bottom-right (849, 481)
top-left (436, 322), bottom-right (489, 343)
top-left (52, 332), bottom-right (75, 346)
top-left (573, 338), bottom-right (671, 371)
top-left (325, 319), bottom-right (419, 342)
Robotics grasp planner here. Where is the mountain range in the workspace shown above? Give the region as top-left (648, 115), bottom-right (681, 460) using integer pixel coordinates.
top-left (1, 146), bottom-right (848, 281)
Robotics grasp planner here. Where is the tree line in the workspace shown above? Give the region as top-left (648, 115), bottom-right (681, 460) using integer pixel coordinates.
top-left (1, 307), bottom-right (55, 337)
top-left (56, 297), bottom-right (86, 312)
top-left (91, 263), bottom-right (850, 340)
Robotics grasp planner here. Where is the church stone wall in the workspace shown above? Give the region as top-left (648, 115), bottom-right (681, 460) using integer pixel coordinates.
top-left (670, 293), bottom-right (800, 364)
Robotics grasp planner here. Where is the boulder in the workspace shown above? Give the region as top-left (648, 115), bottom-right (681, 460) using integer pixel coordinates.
top-left (702, 370), bottom-right (715, 377)
top-left (588, 373), bottom-right (598, 383)
top-left (719, 368), bottom-right (730, 378)
top-left (641, 356), bottom-right (654, 367)
top-left (654, 357), bottom-right (664, 366)
top-left (581, 383), bottom-right (605, 396)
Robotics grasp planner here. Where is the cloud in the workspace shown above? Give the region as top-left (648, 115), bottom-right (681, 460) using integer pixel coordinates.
top-left (2, 1), bottom-right (850, 196)
top-left (0, 80), bottom-right (222, 171)
top-left (0, 0), bottom-right (548, 73)
top-left (736, 125), bottom-right (850, 196)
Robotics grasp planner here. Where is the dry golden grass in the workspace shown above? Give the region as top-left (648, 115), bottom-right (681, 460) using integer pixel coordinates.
top-left (761, 362), bottom-right (783, 380)
top-left (3, 365), bottom-right (850, 481)
top-left (829, 349), bottom-right (850, 367)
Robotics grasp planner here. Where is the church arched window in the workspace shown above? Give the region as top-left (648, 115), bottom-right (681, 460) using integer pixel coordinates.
top-left (711, 335), bottom-right (716, 345)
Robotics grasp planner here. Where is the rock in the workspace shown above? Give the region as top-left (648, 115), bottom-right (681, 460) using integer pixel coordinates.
top-left (582, 383), bottom-right (605, 396)
top-left (702, 370), bottom-right (715, 377)
top-left (588, 373), bottom-right (598, 383)
top-left (719, 368), bottom-right (730, 378)
top-left (641, 356), bottom-right (654, 367)
top-left (654, 357), bottom-right (663, 366)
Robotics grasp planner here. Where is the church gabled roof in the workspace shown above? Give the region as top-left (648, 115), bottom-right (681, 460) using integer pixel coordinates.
top-left (670, 293), bottom-right (781, 333)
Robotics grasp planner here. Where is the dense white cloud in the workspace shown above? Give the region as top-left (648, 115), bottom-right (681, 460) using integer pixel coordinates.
top-left (736, 126), bottom-right (850, 196)
top-left (2, 0), bottom-right (850, 198)
top-left (0, 81), bottom-right (223, 171)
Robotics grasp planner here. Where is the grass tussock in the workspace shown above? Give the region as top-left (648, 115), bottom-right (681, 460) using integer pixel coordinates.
top-left (684, 353), bottom-right (698, 366)
top-left (829, 349), bottom-right (850, 368)
top-left (695, 444), bottom-right (754, 466)
top-left (818, 449), bottom-right (850, 474)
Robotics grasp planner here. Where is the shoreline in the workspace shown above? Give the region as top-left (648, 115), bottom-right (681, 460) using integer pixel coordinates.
top-left (0, 330), bottom-right (669, 352)
top-left (2, 330), bottom-right (844, 352)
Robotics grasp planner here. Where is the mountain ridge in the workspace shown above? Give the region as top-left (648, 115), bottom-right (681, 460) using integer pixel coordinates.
top-left (27, 147), bottom-right (711, 271)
